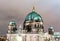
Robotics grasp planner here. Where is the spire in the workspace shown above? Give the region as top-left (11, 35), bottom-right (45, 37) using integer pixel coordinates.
top-left (32, 6), bottom-right (35, 11)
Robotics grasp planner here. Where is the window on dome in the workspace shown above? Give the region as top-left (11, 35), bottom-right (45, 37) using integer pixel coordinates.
top-left (26, 25), bottom-right (31, 32)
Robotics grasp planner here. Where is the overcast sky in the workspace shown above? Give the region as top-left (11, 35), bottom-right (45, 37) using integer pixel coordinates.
top-left (0, 0), bottom-right (60, 36)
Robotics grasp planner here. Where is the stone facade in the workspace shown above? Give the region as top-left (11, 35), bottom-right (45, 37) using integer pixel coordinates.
top-left (6, 7), bottom-right (55, 41)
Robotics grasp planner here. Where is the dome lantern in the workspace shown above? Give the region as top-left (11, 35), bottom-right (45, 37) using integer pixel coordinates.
top-left (32, 6), bottom-right (35, 12)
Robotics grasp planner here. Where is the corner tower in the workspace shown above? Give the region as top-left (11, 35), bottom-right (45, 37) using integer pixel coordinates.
top-left (8, 21), bottom-right (17, 34)
top-left (7, 21), bottom-right (18, 41)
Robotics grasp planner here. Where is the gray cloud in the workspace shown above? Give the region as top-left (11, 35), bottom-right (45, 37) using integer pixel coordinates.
top-left (0, 0), bottom-right (60, 35)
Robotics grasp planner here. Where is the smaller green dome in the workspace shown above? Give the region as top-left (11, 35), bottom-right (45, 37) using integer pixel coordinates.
top-left (48, 26), bottom-right (53, 30)
top-left (25, 11), bottom-right (43, 22)
top-left (9, 21), bottom-right (16, 26)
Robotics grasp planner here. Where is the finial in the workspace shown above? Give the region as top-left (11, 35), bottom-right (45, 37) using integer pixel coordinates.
top-left (32, 6), bottom-right (35, 11)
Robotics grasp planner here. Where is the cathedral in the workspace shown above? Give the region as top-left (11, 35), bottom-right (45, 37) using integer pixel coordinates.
top-left (6, 6), bottom-right (55, 41)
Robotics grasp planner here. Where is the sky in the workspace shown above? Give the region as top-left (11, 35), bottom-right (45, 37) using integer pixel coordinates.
top-left (0, 0), bottom-right (60, 36)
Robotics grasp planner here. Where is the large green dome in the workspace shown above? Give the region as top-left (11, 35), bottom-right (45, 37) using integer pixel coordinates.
top-left (25, 11), bottom-right (43, 22)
